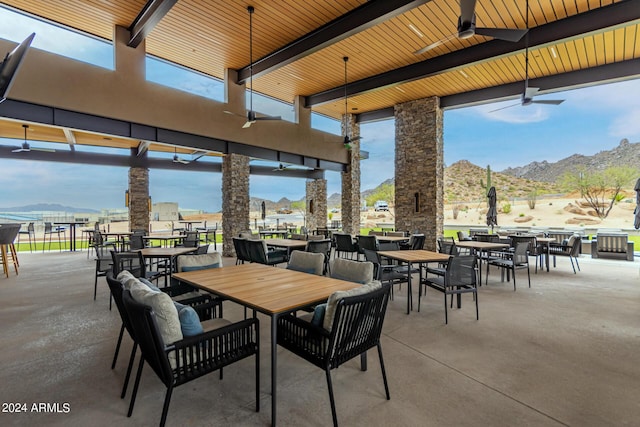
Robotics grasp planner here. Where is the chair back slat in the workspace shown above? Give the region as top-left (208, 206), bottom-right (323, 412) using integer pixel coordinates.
top-left (328, 284), bottom-right (390, 367)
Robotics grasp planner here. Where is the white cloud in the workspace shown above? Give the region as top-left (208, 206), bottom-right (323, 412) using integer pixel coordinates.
top-left (609, 108), bottom-right (640, 140)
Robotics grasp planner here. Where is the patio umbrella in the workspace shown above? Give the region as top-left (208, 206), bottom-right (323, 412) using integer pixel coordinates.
top-left (486, 186), bottom-right (498, 231)
top-left (634, 178), bottom-right (640, 229)
top-left (261, 201), bottom-right (266, 227)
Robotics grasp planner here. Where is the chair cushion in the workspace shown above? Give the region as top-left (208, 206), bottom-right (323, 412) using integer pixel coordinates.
top-left (129, 280), bottom-right (183, 345)
top-left (323, 280), bottom-right (382, 331)
top-left (330, 258), bottom-right (374, 284)
top-left (177, 253), bottom-right (222, 272)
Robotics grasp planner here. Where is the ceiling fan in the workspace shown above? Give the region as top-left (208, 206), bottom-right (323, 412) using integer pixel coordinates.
top-left (342, 56), bottom-right (361, 150)
top-left (11, 124), bottom-right (55, 152)
top-left (414, 0), bottom-right (528, 55)
top-left (225, 6), bottom-right (281, 128)
top-left (490, 0), bottom-right (564, 112)
top-left (172, 147), bottom-right (190, 164)
top-left (272, 163), bottom-right (290, 172)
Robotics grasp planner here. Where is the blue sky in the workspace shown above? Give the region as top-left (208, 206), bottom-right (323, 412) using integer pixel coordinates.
top-left (1, 6), bottom-right (639, 212)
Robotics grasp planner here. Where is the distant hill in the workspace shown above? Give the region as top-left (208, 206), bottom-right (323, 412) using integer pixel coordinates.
top-left (501, 138), bottom-right (640, 182)
top-left (0, 203), bottom-right (100, 213)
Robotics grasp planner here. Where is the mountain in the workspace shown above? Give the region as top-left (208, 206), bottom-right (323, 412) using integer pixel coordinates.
top-left (501, 139), bottom-right (640, 182)
top-left (0, 203), bottom-right (100, 213)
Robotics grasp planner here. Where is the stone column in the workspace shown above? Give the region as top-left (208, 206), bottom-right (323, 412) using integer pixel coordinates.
top-left (305, 178), bottom-right (327, 233)
top-left (128, 166), bottom-right (149, 232)
top-left (222, 153), bottom-right (250, 256)
top-left (394, 97), bottom-right (444, 251)
top-left (341, 114), bottom-right (361, 235)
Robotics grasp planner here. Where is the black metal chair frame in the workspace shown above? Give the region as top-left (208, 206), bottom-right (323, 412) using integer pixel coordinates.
top-left (43, 221), bottom-right (66, 252)
top-left (232, 237), bottom-right (251, 265)
top-left (334, 233), bottom-right (359, 259)
top-left (485, 241), bottom-right (530, 290)
top-left (276, 283), bottom-right (391, 427)
top-left (17, 222), bottom-right (35, 252)
top-left (122, 290), bottom-right (260, 427)
top-left (548, 237), bottom-right (581, 273)
top-left (106, 272), bottom-right (223, 402)
top-left (420, 255), bottom-right (478, 324)
top-left (306, 239), bottom-right (332, 275)
top-left (245, 239), bottom-right (287, 266)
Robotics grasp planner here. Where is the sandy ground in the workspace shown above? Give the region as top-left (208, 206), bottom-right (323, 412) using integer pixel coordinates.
top-left (101, 197), bottom-right (637, 233)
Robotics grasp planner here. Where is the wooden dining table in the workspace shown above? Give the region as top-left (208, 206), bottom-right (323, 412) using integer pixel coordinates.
top-left (173, 263), bottom-right (359, 427)
top-left (377, 249), bottom-right (451, 314)
top-left (264, 238), bottom-right (308, 257)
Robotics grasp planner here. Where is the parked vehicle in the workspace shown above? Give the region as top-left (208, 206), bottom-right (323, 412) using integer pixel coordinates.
top-left (374, 200), bottom-right (389, 212)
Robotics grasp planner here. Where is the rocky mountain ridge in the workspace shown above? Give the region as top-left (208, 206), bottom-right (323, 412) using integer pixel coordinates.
top-left (501, 139), bottom-right (640, 182)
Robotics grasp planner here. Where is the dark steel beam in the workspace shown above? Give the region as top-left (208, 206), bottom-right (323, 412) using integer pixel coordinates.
top-left (250, 165), bottom-right (324, 179)
top-left (441, 58), bottom-right (640, 109)
top-left (236, 0), bottom-right (432, 83)
top-left (0, 99), bottom-right (346, 169)
top-left (128, 0), bottom-right (178, 48)
top-left (356, 58), bottom-right (640, 121)
top-left (307, 0), bottom-right (640, 106)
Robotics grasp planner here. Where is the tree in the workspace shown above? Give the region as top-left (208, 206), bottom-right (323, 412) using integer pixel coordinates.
top-left (560, 166), bottom-right (638, 218)
top-left (365, 182), bottom-right (395, 207)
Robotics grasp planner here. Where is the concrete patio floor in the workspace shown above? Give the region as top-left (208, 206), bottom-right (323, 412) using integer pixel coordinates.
top-left (0, 250), bottom-right (638, 426)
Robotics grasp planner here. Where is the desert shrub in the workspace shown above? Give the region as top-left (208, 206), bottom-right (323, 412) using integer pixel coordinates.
top-left (614, 193), bottom-right (625, 202)
top-left (519, 213), bottom-right (524, 217)
top-left (502, 203), bottom-right (511, 214)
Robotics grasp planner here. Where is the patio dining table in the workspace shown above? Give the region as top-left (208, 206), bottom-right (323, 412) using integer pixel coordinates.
top-left (173, 263), bottom-right (358, 427)
top-left (265, 238), bottom-right (308, 258)
top-left (455, 240), bottom-right (510, 284)
top-left (377, 249), bottom-right (451, 314)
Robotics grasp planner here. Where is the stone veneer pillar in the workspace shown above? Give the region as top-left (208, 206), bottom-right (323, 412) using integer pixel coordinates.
top-left (341, 114), bottom-right (361, 235)
top-left (305, 178), bottom-right (327, 233)
top-left (222, 153), bottom-right (250, 256)
top-left (394, 97), bottom-right (444, 251)
top-left (128, 166), bottom-right (149, 232)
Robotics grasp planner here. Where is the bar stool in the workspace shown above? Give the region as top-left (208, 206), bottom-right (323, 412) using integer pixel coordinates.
top-left (43, 222), bottom-right (66, 252)
top-left (17, 222), bottom-right (35, 252)
top-left (0, 224), bottom-right (21, 277)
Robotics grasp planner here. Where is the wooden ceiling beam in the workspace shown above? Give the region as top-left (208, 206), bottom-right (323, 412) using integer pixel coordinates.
top-left (236, 0), bottom-right (433, 84)
top-left (128, 0), bottom-right (178, 47)
top-left (307, 0), bottom-right (640, 106)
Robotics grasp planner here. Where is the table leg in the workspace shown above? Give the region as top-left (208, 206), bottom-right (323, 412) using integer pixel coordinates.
top-left (271, 313), bottom-right (279, 426)
top-left (406, 261), bottom-right (413, 315)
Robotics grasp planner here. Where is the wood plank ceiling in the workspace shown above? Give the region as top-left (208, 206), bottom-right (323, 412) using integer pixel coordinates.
top-left (0, 0), bottom-right (638, 134)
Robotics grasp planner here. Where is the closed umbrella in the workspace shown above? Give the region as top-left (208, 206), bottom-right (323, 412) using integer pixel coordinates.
top-left (261, 201), bottom-right (266, 227)
top-left (486, 186), bottom-right (498, 231)
top-left (634, 178), bottom-right (640, 229)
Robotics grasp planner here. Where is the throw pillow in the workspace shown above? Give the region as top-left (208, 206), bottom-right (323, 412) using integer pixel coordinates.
top-left (177, 305), bottom-right (204, 336)
top-left (286, 264), bottom-right (316, 275)
top-left (177, 253), bottom-right (222, 272)
top-left (181, 263), bottom-right (219, 272)
top-left (311, 303), bottom-right (327, 327)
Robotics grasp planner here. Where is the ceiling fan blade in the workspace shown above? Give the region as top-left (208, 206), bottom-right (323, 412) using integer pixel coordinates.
top-left (414, 34), bottom-right (457, 55)
top-left (11, 147), bottom-right (28, 152)
top-left (254, 115), bottom-right (282, 121)
top-left (488, 102), bottom-right (520, 113)
top-left (348, 136), bottom-right (362, 142)
top-left (475, 27), bottom-right (528, 42)
top-left (30, 147), bottom-right (55, 152)
top-left (242, 120), bottom-right (254, 129)
top-left (532, 99), bottom-right (565, 105)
